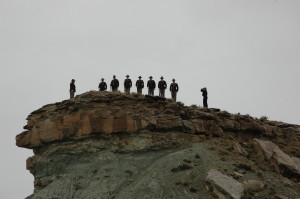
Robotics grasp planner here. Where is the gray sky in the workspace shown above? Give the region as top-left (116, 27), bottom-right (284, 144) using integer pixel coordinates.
top-left (1, 0), bottom-right (300, 198)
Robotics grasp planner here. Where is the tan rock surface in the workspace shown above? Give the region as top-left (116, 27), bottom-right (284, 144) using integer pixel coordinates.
top-left (15, 91), bottom-right (300, 199)
top-left (206, 169), bottom-right (244, 199)
top-left (254, 138), bottom-right (300, 178)
top-left (16, 91), bottom-right (300, 149)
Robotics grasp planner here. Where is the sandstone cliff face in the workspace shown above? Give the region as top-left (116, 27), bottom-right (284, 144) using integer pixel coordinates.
top-left (16, 91), bottom-right (300, 199)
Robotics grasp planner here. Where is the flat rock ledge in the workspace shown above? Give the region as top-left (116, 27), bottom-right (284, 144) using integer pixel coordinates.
top-left (206, 169), bottom-right (244, 199)
top-left (16, 91), bottom-right (300, 149)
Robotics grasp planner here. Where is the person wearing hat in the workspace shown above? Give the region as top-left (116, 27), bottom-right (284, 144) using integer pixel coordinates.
top-left (158, 76), bottom-right (167, 98)
top-left (136, 76), bottom-right (144, 94)
top-left (200, 87), bottom-right (208, 108)
top-left (69, 79), bottom-right (76, 99)
top-left (110, 75), bottom-right (119, 92)
top-left (98, 78), bottom-right (107, 91)
top-left (147, 76), bottom-right (156, 96)
top-left (124, 75), bottom-right (132, 94)
top-left (169, 78), bottom-right (179, 102)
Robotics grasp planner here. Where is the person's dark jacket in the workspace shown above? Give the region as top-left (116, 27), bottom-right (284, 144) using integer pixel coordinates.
top-left (201, 88), bottom-right (208, 98)
top-left (147, 80), bottom-right (156, 89)
top-left (136, 80), bottom-right (144, 89)
top-left (70, 83), bottom-right (76, 92)
top-left (110, 79), bottom-right (119, 89)
top-left (124, 79), bottom-right (132, 88)
top-left (170, 83), bottom-right (178, 92)
top-left (99, 82), bottom-right (107, 91)
top-left (158, 80), bottom-right (167, 89)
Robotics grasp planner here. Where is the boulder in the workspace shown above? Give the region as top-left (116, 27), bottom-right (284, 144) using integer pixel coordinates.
top-left (206, 169), bottom-right (244, 199)
top-left (182, 120), bottom-right (195, 133)
top-left (243, 180), bottom-right (265, 192)
top-left (233, 143), bottom-right (249, 157)
top-left (254, 139), bottom-right (300, 178)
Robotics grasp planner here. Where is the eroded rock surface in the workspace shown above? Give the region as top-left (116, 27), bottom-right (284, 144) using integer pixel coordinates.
top-left (27, 140), bottom-right (221, 199)
top-left (254, 138), bottom-right (300, 178)
top-left (16, 91), bottom-right (300, 199)
top-left (16, 91), bottom-right (300, 149)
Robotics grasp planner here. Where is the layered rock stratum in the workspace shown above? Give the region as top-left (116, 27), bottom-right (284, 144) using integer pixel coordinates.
top-left (16, 91), bottom-right (300, 199)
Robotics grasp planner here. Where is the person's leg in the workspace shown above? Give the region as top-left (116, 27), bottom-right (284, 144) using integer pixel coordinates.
top-left (204, 97), bottom-right (208, 108)
top-left (70, 91), bottom-right (75, 99)
top-left (171, 92), bottom-right (175, 101)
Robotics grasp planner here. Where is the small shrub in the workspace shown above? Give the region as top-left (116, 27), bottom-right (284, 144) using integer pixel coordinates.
top-left (177, 101), bottom-right (184, 106)
top-left (219, 110), bottom-right (230, 117)
top-left (226, 144), bottom-right (234, 151)
top-left (259, 116), bottom-right (268, 122)
top-left (191, 104), bottom-right (198, 108)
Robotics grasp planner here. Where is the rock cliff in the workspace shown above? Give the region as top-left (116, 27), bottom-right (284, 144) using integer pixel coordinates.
top-left (16, 91), bottom-right (300, 199)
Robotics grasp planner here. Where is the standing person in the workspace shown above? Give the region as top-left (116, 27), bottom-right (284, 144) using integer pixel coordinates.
top-left (147, 76), bottom-right (156, 96)
top-left (158, 76), bottom-right (167, 98)
top-left (169, 78), bottom-right (179, 102)
top-left (69, 79), bottom-right (76, 99)
top-left (98, 78), bottom-right (107, 91)
top-left (136, 76), bottom-right (144, 94)
top-left (110, 75), bottom-right (119, 92)
top-left (124, 75), bottom-right (132, 94)
top-left (201, 87), bottom-right (208, 108)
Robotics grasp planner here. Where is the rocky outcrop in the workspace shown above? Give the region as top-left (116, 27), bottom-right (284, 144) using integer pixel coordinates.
top-left (16, 91), bottom-right (300, 199)
top-left (254, 138), bottom-right (300, 179)
top-left (16, 91), bottom-right (300, 149)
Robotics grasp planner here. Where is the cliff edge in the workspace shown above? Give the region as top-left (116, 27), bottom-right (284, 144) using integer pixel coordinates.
top-left (16, 91), bottom-right (300, 199)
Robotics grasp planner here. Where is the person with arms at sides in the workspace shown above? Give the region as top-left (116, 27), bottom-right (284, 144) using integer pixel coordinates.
top-left (158, 76), bottom-right (167, 98)
top-left (98, 78), bottom-right (107, 91)
top-left (124, 75), bottom-right (132, 94)
top-left (147, 76), bottom-right (156, 96)
top-left (69, 79), bottom-right (76, 99)
top-left (110, 75), bottom-right (119, 92)
top-left (136, 76), bottom-right (144, 94)
top-left (169, 78), bottom-right (179, 102)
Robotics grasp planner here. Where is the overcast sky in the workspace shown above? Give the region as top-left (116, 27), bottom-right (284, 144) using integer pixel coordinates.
top-left (1, 0), bottom-right (300, 198)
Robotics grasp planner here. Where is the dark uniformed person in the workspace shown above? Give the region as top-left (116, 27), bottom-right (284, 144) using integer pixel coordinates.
top-left (124, 75), bottom-right (132, 94)
top-left (169, 78), bottom-right (179, 102)
top-left (147, 76), bottom-right (156, 96)
top-left (110, 75), bottom-right (119, 92)
top-left (201, 87), bottom-right (208, 108)
top-left (69, 79), bottom-right (76, 99)
top-left (98, 78), bottom-right (107, 91)
top-left (158, 76), bottom-right (167, 98)
top-left (136, 76), bottom-right (144, 94)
